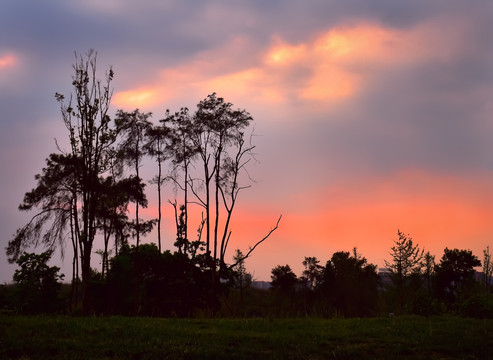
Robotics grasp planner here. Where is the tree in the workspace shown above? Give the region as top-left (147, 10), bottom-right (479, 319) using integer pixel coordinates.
top-left (145, 121), bottom-right (172, 252)
top-left (320, 251), bottom-right (379, 317)
top-left (385, 230), bottom-right (424, 280)
top-left (435, 248), bottom-right (481, 303)
top-left (231, 249), bottom-right (252, 313)
top-left (483, 246), bottom-right (493, 291)
top-left (384, 230), bottom-right (424, 311)
top-left (301, 256), bottom-right (323, 289)
top-left (6, 153), bottom-right (76, 263)
top-left (115, 109), bottom-right (155, 248)
top-left (189, 93), bottom-right (253, 269)
top-left (13, 251), bottom-right (64, 313)
top-left (271, 265), bottom-right (298, 293)
top-left (57, 50), bottom-right (119, 313)
top-left (167, 107), bottom-right (196, 256)
top-left (95, 175), bottom-right (144, 279)
top-left (422, 251), bottom-right (435, 295)
top-left (5, 50), bottom-right (119, 314)
top-left (166, 95), bottom-right (281, 310)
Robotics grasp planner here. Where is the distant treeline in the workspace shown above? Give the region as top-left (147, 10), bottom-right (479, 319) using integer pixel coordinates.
top-left (1, 231), bottom-right (492, 318)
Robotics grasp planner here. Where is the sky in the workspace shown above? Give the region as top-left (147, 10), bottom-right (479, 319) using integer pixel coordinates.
top-left (1, 0), bottom-right (493, 283)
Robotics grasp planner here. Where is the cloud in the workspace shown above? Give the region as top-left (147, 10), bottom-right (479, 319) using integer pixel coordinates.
top-left (112, 16), bottom-right (475, 120)
top-left (113, 88), bottom-right (160, 109)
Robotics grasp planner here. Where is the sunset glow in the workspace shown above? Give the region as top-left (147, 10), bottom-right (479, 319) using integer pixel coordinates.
top-left (113, 88), bottom-right (158, 109)
top-left (113, 21), bottom-right (456, 109)
top-left (0, 54), bottom-right (16, 70)
top-left (266, 40), bottom-right (307, 65)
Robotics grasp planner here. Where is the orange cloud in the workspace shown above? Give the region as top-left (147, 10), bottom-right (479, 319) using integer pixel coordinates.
top-left (113, 19), bottom-right (467, 118)
top-left (112, 87), bottom-right (159, 109)
top-left (266, 38), bottom-right (307, 65)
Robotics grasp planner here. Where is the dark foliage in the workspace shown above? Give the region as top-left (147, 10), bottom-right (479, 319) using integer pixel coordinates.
top-left (104, 243), bottom-right (216, 316)
top-left (12, 251), bottom-right (64, 314)
top-left (434, 248), bottom-right (481, 306)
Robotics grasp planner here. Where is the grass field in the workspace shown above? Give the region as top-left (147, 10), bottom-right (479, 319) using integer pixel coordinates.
top-left (0, 315), bottom-right (492, 359)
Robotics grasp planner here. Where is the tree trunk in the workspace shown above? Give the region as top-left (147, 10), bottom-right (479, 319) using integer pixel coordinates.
top-left (81, 242), bottom-right (92, 315)
top-left (157, 156), bottom-right (162, 252)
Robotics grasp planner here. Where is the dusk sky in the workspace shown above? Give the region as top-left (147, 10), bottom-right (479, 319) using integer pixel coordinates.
top-left (2, 0), bottom-right (493, 282)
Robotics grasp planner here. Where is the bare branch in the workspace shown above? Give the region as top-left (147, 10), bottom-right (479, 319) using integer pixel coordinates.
top-left (227, 214), bottom-right (282, 269)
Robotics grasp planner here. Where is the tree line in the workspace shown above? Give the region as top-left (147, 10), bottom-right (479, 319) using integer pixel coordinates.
top-left (4, 50), bottom-right (280, 315)
top-left (2, 231), bottom-right (492, 317)
top-left (266, 232), bottom-right (492, 318)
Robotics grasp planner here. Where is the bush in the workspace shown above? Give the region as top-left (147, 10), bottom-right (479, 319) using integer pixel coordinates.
top-left (12, 251), bottom-right (64, 314)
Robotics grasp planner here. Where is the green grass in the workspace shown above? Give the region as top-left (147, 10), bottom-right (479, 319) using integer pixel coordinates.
top-left (0, 315), bottom-right (492, 359)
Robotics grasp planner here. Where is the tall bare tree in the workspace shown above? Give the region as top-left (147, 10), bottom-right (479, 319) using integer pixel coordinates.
top-left (167, 107), bottom-right (197, 255)
top-left (190, 93), bottom-right (253, 269)
top-left (145, 120), bottom-right (172, 252)
top-left (7, 50), bottom-right (118, 313)
top-left (57, 50), bottom-right (118, 312)
top-left (115, 109), bottom-right (154, 248)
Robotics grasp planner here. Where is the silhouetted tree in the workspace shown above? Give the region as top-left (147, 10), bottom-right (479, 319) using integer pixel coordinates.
top-left (56, 50), bottom-right (119, 313)
top-left (95, 175), bottom-right (145, 278)
top-left (13, 251), bottom-right (64, 313)
top-left (189, 93), bottom-right (253, 268)
top-left (435, 248), bottom-right (481, 304)
top-left (422, 251), bottom-right (435, 295)
top-left (229, 249), bottom-right (252, 314)
top-left (165, 95), bottom-right (280, 312)
top-left (301, 256), bottom-right (323, 289)
top-left (320, 251), bottom-right (379, 317)
top-left (483, 246), bottom-right (492, 291)
top-left (115, 109), bottom-right (155, 248)
top-left (6, 153), bottom-right (76, 264)
top-left (145, 121), bottom-right (172, 252)
top-left (385, 230), bottom-right (424, 311)
top-left (271, 265), bottom-right (298, 293)
top-left (167, 108), bottom-right (196, 255)
top-left (107, 243), bottom-right (210, 316)
top-left (299, 256), bottom-right (323, 315)
top-left (6, 51), bottom-right (282, 315)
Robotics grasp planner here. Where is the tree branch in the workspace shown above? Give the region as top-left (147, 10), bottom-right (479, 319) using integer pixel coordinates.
top-left (227, 214), bottom-right (282, 269)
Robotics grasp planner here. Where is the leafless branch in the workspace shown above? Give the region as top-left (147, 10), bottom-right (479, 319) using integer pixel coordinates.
top-left (227, 214), bottom-right (282, 269)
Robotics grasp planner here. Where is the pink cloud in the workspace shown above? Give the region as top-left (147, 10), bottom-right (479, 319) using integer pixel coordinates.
top-left (112, 18), bottom-right (470, 114)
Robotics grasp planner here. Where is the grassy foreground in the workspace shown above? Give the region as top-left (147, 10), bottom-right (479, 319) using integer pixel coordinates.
top-left (0, 315), bottom-right (492, 359)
